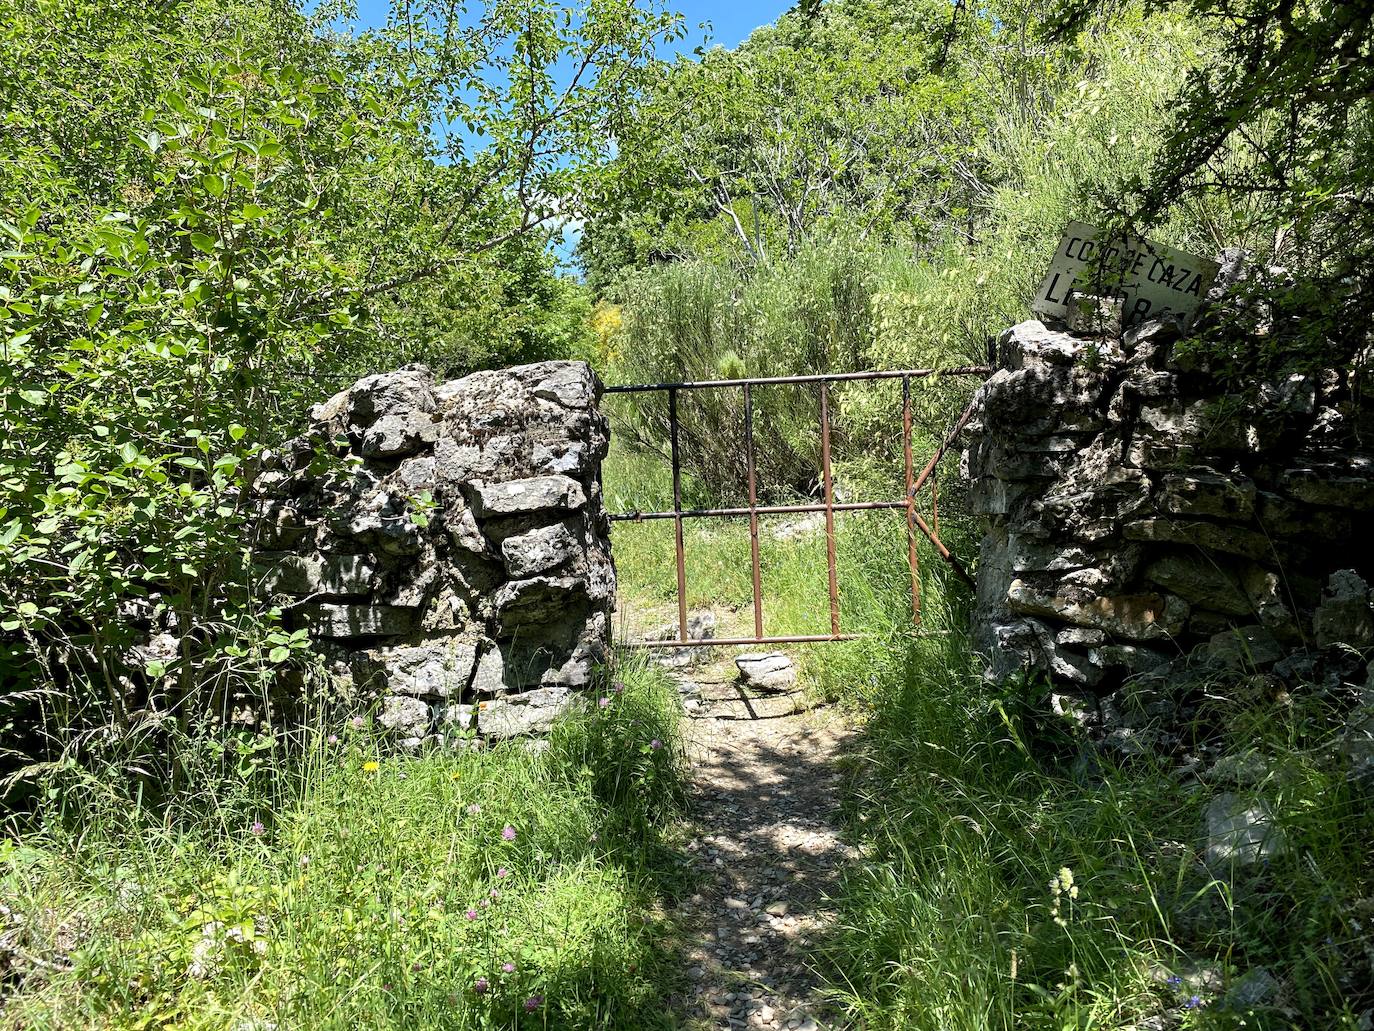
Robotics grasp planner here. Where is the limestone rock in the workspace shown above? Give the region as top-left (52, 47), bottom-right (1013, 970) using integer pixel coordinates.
top-left (257, 552), bottom-right (376, 597)
top-left (1204, 792), bottom-right (1287, 868)
top-left (302, 604), bottom-right (415, 639)
top-left (735, 652), bottom-right (797, 692)
top-left (353, 640), bottom-right (478, 699)
top-left (378, 695), bottom-right (431, 738)
top-left (1007, 579), bottom-right (1187, 640)
top-left (501, 522), bottom-right (579, 579)
top-left (466, 475), bottom-right (587, 518)
top-left (1313, 570), bottom-right (1374, 649)
top-left (477, 687), bottom-right (574, 738)
top-left (1159, 468), bottom-right (1256, 520)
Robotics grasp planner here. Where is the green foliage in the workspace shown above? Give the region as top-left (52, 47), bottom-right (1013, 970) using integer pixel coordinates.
top-left (0, 662), bottom-right (688, 1029)
top-left (0, 0), bottom-right (676, 790)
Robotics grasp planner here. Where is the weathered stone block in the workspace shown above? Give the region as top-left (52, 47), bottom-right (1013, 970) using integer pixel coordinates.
top-left (1313, 569), bottom-right (1374, 649)
top-left (1280, 452), bottom-right (1374, 511)
top-left (1007, 579), bottom-right (1187, 640)
top-left (735, 652), bottom-right (797, 692)
top-left (1204, 792), bottom-right (1287, 869)
top-left (501, 522), bottom-right (579, 579)
top-left (1160, 468), bottom-right (1256, 520)
top-left (1123, 518), bottom-right (1272, 560)
top-left (467, 475), bottom-right (587, 518)
top-left (302, 604), bottom-right (415, 639)
top-left (378, 695), bottom-right (431, 737)
top-left (353, 640), bottom-right (479, 699)
top-left (258, 552), bottom-right (376, 597)
top-left (477, 687), bottom-right (573, 738)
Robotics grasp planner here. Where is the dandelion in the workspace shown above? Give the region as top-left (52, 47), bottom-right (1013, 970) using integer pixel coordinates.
top-left (473, 977), bottom-right (489, 995)
top-left (650, 738), bottom-right (663, 750)
top-left (501, 825), bottom-right (517, 841)
top-left (496, 867), bottom-right (509, 879)
top-left (250, 820), bottom-right (265, 836)
top-left (524, 995), bottom-right (544, 1012)
top-left (450, 771), bottom-right (461, 780)
top-left (502, 962), bottom-right (516, 974)
top-left (465, 908), bottom-right (479, 921)
top-left (363, 760), bottom-right (380, 773)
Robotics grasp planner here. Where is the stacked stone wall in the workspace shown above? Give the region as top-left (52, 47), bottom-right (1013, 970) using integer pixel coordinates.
top-left (253, 361), bottom-right (613, 744)
top-left (964, 312), bottom-right (1374, 759)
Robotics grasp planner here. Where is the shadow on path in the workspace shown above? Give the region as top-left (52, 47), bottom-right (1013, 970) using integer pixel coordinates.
top-left (667, 683), bottom-right (858, 1030)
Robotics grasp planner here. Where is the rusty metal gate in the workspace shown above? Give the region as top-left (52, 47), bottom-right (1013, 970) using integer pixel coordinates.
top-left (604, 368), bottom-right (989, 648)
top-left (605, 365), bottom-right (990, 648)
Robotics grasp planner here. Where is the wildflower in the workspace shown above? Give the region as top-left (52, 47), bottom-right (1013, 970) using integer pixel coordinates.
top-left (473, 977), bottom-right (489, 995)
top-left (502, 962), bottom-right (516, 974)
top-left (450, 771), bottom-right (461, 780)
top-left (1166, 975), bottom-right (1182, 987)
top-left (327, 734), bottom-right (339, 745)
top-left (299, 855), bottom-right (311, 868)
top-left (489, 888), bottom-right (500, 898)
top-left (650, 738), bottom-right (663, 750)
top-left (250, 820), bottom-right (265, 836)
top-left (502, 825), bottom-right (517, 841)
top-left (363, 760), bottom-right (380, 772)
top-left (524, 995), bottom-right (544, 1011)
top-left (496, 866), bottom-right (509, 878)
top-left (1184, 995), bottom-right (1203, 1010)
top-left (613, 682), bottom-right (625, 694)
top-left (598, 696), bottom-right (611, 708)
top-left (467, 804), bottom-right (482, 816)
top-left (351, 715), bottom-right (365, 730)
top-left (479, 899), bottom-right (490, 908)
top-left (465, 909), bottom-right (479, 921)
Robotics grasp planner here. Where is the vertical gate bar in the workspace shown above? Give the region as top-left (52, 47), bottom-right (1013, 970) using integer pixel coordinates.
top-left (669, 387), bottom-right (688, 642)
top-left (744, 382), bottom-right (764, 640)
top-left (902, 375), bottom-right (922, 624)
top-left (931, 471), bottom-right (940, 539)
top-left (819, 382), bottom-right (841, 636)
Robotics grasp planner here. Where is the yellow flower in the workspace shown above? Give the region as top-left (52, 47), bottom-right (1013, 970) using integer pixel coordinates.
top-left (449, 772), bottom-right (461, 781)
top-left (363, 761), bottom-right (380, 772)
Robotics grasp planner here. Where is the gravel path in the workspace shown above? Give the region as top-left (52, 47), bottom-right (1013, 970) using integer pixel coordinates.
top-left (667, 674), bottom-right (857, 1030)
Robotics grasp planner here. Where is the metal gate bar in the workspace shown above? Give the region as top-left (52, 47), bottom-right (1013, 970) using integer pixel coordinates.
top-left (608, 366), bottom-right (990, 647)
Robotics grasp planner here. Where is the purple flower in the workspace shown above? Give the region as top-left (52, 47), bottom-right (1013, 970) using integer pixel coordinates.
top-left (502, 962), bottom-right (516, 974)
top-left (489, 888), bottom-right (500, 898)
top-left (465, 908), bottom-right (479, 921)
top-left (473, 977), bottom-right (489, 995)
top-left (1166, 975), bottom-right (1182, 987)
top-left (327, 734), bottom-right (339, 745)
top-left (351, 715), bottom-right (364, 730)
top-left (1184, 995), bottom-right (1202, 1010)
top-left (650, 739), bottom-right (663, 750)
top-left (250, 820), bottom-right (265, 836)
top-left (382, 982), bottom-right (393, 991)
top-left (598, 696), bottom-right (611, 708)
top-left (501, 825), bottom-right (517, 841)
top-left (524, 994), bottom-right (544, 1012)
top-left (613, 683), bottom-right (625, 694)
top-left (496, 866), bottom-right (509, 878)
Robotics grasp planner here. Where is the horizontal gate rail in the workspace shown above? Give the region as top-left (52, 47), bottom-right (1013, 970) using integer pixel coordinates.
top-left (607, 365), bottom-right (989, 648)
top-left (604, 365), bottom-right (992, 394)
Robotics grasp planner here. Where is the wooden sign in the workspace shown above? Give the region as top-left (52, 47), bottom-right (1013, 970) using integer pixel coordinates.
top-left (1032, 220), bottom-right (1220, 326)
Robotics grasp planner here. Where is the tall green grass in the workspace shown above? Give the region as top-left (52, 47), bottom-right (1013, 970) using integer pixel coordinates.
top-left (0, 664), bottom-right (688, 1030)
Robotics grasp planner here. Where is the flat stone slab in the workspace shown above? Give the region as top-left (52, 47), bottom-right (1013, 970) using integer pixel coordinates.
top-left (735, 652), bottom-right (797, 692)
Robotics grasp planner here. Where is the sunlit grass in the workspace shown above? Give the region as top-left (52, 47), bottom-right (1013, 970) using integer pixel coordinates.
top-left (0, 666), bottom-right (688, 1031)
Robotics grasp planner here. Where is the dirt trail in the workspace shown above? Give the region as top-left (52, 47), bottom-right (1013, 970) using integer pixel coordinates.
top-left (666, 667), bottom-right (858, 1030)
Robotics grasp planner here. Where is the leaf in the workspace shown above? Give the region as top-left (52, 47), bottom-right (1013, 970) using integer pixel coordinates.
top-left (134, 130), bottom-right (162, 154)
top-left (268, 646), bottom-right (291, 664)
top-left (190, 232), bottom-right (217, 254)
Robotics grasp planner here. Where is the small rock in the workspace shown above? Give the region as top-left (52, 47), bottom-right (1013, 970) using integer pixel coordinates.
top-left (736, 652), bottom-right (797, 692)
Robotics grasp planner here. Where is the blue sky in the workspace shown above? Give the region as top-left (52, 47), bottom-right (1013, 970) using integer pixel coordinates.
top-left (350, 0), bottom-right (793, 58)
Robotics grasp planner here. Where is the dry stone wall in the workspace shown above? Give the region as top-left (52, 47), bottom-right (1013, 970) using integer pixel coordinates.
top-left (963, 310), bottom-right (1374, 761)
top-left (253, 361), bottom-right (613, 744)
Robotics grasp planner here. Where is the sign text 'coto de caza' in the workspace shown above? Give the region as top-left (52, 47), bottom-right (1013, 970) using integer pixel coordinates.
top-left (1033, 220), bottom-right (1220, 326)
